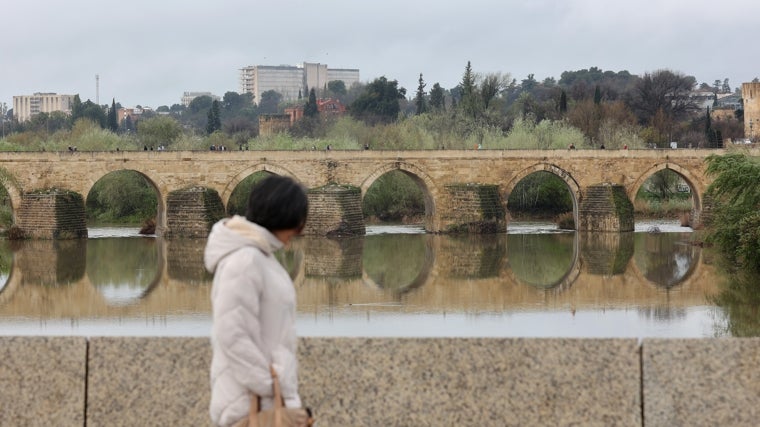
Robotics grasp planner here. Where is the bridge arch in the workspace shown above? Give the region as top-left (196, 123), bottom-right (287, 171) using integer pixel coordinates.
top-left (360, 162), bottom-right (440, 232)
top-left (220, 163), bottom-right (301, 208)
top-left (628, 162), bottom-right (704, 226)
top-left (82, 169), bottom-right (165, 234)
top-left (504, 163), bottom-right (581, 230)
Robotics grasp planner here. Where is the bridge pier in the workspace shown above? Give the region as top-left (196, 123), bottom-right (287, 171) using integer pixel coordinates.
top-left (578, 184), bottom-right (634, 232)
top-left (164, 187), bottom-right (225, 238)
top-left (441, 184), bottom-right (506, 233)
top-left (304, 184), bottom-right (365, 236)
top-left (14, 190), bottom-right (88, 239)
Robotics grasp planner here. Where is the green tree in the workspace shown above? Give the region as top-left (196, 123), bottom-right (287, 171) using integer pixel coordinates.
top-left (327, 80), bottom-right (347, 96)
top-left (137, 116), bottom-right (183, 148)
top-left (71, 95), bottom-right (83, 122)
top-left (206, 100), bottom-right (222, 134)
top-left (304, 88), bottom-right (318, 118)
top-left (107, 98), bottom-right (119, 132)
top-left (479, 73), bottom-right (505, 110)
top-left (415, 73), bottom-right (427, 115)
top-left (349, 76), bottom-right (406, 125)
top-left (79, 100), bottom-right (107, 128)
top-left (460, 61), bottom-right (480, 118)
top-left (188, 95), bottom-right (214, 114)
top-left (705, 153), bottom-right (760, 272)
top-left (559, 90), bottom-right (568, 114)
top-left (258, 90), bottom-right (283, 114)
top-left (222, 91), bottom-right (252, 114)
top-left (429, 83), bottom-right (445, 112)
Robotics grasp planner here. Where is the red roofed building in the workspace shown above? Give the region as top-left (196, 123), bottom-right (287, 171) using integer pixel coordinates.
top-left (284, 98), bottom-right (346, 124)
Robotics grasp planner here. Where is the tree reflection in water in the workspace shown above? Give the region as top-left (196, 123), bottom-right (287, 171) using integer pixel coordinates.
top-left (87, 237), bottom-right (160, 305)
top-left (711, 269), bottom-right (760, 337)
top-left (508, 233), bottom-right (575, 289)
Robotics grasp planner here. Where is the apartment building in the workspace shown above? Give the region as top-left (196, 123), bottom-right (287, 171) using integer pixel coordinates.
top-left (239, 62), bottom-right (359, 104)
top-left (13, 93), bottom-right (76, 122)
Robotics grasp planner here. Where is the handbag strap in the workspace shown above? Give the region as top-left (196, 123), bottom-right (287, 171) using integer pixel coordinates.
top-left (248, 365), bottom-right (285, 427)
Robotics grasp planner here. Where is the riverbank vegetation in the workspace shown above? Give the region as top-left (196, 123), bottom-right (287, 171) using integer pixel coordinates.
top-left (704, 152), bottom-right (760, 272)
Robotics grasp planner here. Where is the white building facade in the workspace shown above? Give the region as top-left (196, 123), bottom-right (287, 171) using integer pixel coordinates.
top-left (181, 91), bottom-right (221, 107)
top-left (239, 62), bottom-right (359, 104)
top-left (13, 93), bottom-right (76, 122)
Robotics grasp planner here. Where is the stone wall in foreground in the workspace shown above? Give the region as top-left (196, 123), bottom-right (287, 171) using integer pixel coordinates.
top-left (2, 336), bottom-right (759, 426)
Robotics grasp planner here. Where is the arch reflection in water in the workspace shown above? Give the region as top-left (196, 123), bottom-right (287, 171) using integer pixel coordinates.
top-left (507, 232), bottom-right (577, 290)
top-left (0, 228), bottom-right (726, 337)
top-left (87, 238), bottom-right (161, 305)
top-left (362, 234), bottom-right (432, 293)
top-left (633, 232), bottom-right (700, 289)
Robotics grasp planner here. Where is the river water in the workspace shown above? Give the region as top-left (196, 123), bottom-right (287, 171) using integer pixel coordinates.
top-left (0, 222), bottom-right (741, 338)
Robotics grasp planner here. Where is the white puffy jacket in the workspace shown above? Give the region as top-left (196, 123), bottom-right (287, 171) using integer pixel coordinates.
top-left (204, 216), bottom-right (302, 427)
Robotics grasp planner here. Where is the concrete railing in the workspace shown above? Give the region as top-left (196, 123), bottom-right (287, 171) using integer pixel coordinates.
top-left (2, 336), bottom-right (759, 426)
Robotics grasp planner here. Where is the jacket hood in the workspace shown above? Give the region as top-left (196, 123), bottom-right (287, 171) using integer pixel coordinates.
top-left (204, 215), bottom-right (283, 273)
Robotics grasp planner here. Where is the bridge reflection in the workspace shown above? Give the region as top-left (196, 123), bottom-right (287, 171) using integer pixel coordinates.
top-left (0, 231), bottom-right (718, 319)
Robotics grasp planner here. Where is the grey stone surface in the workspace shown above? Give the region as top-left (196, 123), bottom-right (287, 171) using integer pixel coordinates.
top-left (298, 337), bottom-right (641, 426)
top-left (86, 336), bottom-right (212, 427)
top-left (0, 336), bottom-right (86, 427)
top-left (643, 338), bottom-right (760, 427)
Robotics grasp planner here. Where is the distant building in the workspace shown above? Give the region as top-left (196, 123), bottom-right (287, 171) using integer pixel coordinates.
top-left (181, 91), bottom-right (221, 107)
top-left (689, 90), bottom-right (717, 111)
top-left (744, 82), bottom-right (760, 141)
top-left (13, 93), bottom-right (76, 122)
top-left (118, 106), bottom-right (154, 129)
top-left (284, 98), bottom-right (347, 124)
top-left (239, 62), bottom-right (359, 105)
top-left (258, 114), bottom-right (292, 136)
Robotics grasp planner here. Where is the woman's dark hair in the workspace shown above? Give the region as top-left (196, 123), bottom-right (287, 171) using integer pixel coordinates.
top-left (245, 175), bottom-right (308, 231)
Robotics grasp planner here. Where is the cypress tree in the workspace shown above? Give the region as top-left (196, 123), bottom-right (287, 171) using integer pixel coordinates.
top-left (304, 88), bottom-right (318, 117)
top-left (415, 73), bottom-right (427, 115)
top-left (206, 100), bottom-right (221, 134)
top-left (429, 83), bottom-right (445, 112)
top-left (460, 61), bottom-right (479, 117)
top-left (107, 98), bottom-right (119, 132)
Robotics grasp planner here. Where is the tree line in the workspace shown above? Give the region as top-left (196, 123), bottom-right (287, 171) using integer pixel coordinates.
top-left (0, 64), bottom-right (751, 152)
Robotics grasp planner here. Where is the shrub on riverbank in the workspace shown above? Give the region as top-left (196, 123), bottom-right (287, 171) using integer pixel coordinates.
top-left (704, 153), bottom-right (760, 272)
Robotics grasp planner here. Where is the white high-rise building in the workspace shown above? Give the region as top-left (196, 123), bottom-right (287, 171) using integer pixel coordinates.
top-left (13, 93), bottom-right (76, 122)
top-left (239, 62), bottom-right (359, 104)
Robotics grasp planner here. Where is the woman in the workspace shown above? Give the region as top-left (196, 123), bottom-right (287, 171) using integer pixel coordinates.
top-left (204, 175), bottom-right (310, 427)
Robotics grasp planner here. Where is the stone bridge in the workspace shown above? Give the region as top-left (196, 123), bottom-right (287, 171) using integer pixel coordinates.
top-left (0, 148), bottom-right (734, 238)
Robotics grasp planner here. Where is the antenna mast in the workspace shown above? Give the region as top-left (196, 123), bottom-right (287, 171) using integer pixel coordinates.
top-left (96, 74), bottom-right (100, 105)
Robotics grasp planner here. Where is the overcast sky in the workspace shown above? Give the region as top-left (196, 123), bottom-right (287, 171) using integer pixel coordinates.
top-left (3, 0), bottom-right (759, 109)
